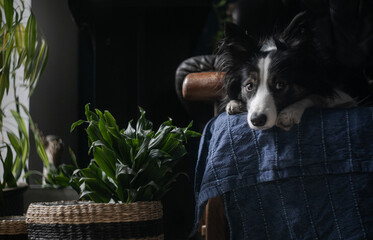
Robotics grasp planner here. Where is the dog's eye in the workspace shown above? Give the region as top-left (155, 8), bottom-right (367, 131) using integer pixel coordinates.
top-left (275, 81), bottom-right (287, 90)
top-left (245, 82), bottom-right (254, 91)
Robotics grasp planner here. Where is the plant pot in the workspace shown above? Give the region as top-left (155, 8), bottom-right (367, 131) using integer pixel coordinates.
top-left (0, 184), bottom-right (28, 217)
top-left (0, 216), bottom-right (28, 240)
top-left (26, 201), bottom-right (164, 240)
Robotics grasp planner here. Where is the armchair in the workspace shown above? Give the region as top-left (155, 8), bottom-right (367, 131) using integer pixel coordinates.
top-left (176, 56), bottom-right (227, 240)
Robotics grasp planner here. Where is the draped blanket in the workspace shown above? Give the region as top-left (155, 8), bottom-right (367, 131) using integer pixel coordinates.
top-left (194, 108), bottom-right (373, 239)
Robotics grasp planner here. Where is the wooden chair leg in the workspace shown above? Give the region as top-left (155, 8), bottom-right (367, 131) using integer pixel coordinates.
top-left (200, 196), bottom-right (229, 240)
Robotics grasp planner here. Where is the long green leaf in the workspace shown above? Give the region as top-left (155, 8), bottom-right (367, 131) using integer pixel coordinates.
top-left (3, 144), bottom-right (13, 172)
top-left (0, 75), bottom-right (8, 111)
top-left (4, 0), bottom-right (14, 30)
top-left (70, 119), bottom-right (85, 132)
top-left (113, 137), bottom-right (131, 165)
top-left (161, 135), bottom-right (180, 153)
top-left (79, 182), bottom-right (108, 202)
top-left (14, 23), bottom-right (25, 52)
top-left (25, 12), bottom-right (37, 58)
top-left (69, 147), bottom-right (79, 168)
top-left (10, 110), bottom-right (28, 137)
top-left (133, 135), bottom-right (150, 171)
top-left (0, 145), bottom-right (17, 187)
top-left (93, 147), bottom-right (116, 180)
top-left (10, 110), bottom-right (30, 166)
top-left (3, 32), bottom-right (15, 75)
top-left (122, 120), bottom-right (136, 138)
top-left (7, 131), bottom-right (22, 156)
top-left (84, 104), bottom-right (98, 121)
top-left (149, 125), bottom-right (172, 149)
top-left (29, 38), bottom-right (49, 96)
top-left (83, 178), bottom-right (114, 202)
top-left (32, 126), bottom-right (49, 169)
top-left (98, 115), bottom-right (113, 147)
top-left (116, 175), bottom-right (133, 202)
top-left (136, 107), bottom-right (153, 137)
top-left (36, 143), bottom-right (49, 168)
top-left (17, 103), bottom-right (49, 168)
top-left (169, 145), bottom-right (187, 162)
top-left (86, 122), bottom-right (105, 145)
top-left (104, 111), bottom-right (119, 131)
top-left (88, 140), bottom-right (105, 154)
top-left (23, 170), bottom-right (43, 179)
top-left (116, 163), bottom-right (135, 186)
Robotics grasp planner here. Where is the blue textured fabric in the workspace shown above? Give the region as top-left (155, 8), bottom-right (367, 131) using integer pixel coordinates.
top-left (194, 107), bottom-right (373, 239)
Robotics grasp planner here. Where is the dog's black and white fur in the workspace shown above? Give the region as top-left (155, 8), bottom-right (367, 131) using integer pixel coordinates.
top-left (218, 11), bottom-right (371, 131)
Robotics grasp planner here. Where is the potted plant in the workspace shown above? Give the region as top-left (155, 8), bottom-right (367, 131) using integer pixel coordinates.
top-left (0, 0), bottom-right (48, 217)
top-left (26, 104), bottom-right (200, 240)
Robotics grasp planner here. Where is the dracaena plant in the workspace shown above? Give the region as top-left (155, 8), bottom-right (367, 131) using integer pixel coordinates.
top-left (0, 0), bottom-right (48, 203)
top-left (70, 104), bottom-right (200, 203)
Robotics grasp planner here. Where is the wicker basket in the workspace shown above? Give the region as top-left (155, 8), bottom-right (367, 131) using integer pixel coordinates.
top-left (26, 201), bottom-right (164, 240)
top-left (0, 216), bottom-right (28, 240)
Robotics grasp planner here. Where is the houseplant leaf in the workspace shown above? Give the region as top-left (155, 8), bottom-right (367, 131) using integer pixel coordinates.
top-left (93, 146), bottom-right (116, 180)
top-left (0, 144), bottom-right (17, 187)
top-left (70, 119), bottom-right (85, 132)
top-left (4, 0), bottom-right (14, 30)
top-left (122, 120), bottom-right (136, 138)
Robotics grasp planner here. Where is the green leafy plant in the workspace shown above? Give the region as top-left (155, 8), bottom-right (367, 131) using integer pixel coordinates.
top-left (25, 141), bottom-right (78, 190)
top-left (0, 0), bottom-right (48, 116)
top-left (0, 0), bottom-right (48, 202)
top-left (70, 104), bottom-right (200, 203)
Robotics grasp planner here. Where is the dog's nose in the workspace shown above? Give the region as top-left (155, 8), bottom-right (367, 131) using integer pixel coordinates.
top-left (250, 113), bottom-right (267, 127)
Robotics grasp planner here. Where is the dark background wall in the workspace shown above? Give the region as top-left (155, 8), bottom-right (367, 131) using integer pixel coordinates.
top-left (30, 0), bottom-right (79, 172)
top-left (29, 0), bottom-right (215, 239)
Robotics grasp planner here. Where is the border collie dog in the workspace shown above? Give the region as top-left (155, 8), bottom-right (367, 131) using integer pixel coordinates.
top-left (218, 12), bottom-right (371, 131)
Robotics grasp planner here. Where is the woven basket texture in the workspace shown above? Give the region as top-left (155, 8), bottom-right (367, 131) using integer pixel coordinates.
top-left (0, 215), bottom-right (28, 239)
top-left (26, 201), bottom-right (164, 240)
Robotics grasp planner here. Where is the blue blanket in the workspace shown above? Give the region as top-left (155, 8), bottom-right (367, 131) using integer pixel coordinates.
top-left (194, 108), bottom-right (373, 239)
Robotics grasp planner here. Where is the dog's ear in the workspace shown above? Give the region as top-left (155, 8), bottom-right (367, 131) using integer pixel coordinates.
top-left (274, 38), bottom-right (288, 51)
top-left (278, 12), bottom-right (309, 49)
top-left (217, 23), bottom-right (259, 100)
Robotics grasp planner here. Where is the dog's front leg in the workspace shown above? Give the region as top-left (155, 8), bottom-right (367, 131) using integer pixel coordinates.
top-left (276, 98), bottom-right (315, 131)
top-left (276, 90), bottom-right (356, 131)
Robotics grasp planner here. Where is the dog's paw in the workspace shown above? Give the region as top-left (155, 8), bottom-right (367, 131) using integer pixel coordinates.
top-left (276, 105), bottom-right (305, 131)
top-left (225, 100), bottom-right (245, 115)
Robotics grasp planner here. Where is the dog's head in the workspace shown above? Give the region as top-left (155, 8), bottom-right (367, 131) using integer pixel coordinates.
top-left (218, 12), bottom-right (323, 130)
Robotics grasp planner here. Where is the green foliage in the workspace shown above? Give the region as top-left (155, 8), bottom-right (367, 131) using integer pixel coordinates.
top-left (0, 0), bottom-right (48, 195)
top-left (0, 103), bottom-right (47, 190)
top-left (0, 106), bottom-right (30, 189)
top-left (70, 104), bottom-right (200, 203)
top-left (43, 163), bottom-right (79, 189)
top-left (25, 147), bottom-right (80, 192)
top-left (0, 0), bottom-right (49, 110)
